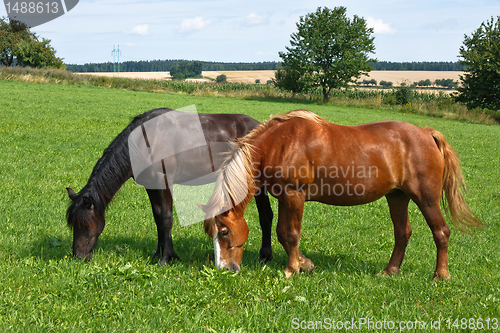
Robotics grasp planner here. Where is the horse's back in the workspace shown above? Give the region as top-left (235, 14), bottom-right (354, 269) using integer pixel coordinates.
top-left (253, 117), bottom-right (444, 205)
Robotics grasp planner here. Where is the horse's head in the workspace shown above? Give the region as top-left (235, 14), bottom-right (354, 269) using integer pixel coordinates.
top-left (66, 187), bottom-right (105, 261)
top-left (200, 204), bottom-right (249, 272)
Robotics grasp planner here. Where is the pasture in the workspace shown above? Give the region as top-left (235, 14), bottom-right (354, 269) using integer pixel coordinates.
top-left (0, 80), bottom-right (499, 331)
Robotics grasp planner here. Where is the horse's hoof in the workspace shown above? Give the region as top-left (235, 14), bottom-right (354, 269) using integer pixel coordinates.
top-left (300, 259), bottom-right (315, 273)
top-left (157, 253), bottom-right (181, 266)
top-left (259, 247), bottom-right (273, 262)
top-left (377, 268), bottom-right (400, 277)
top-left (284, 268), bottom-right (299, 279)
top-left (432, 272), bottom-right (450, 282)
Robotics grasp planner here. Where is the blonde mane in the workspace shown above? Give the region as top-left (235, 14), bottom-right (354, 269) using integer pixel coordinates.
top-left (203, 110), bottom-right (324, 235)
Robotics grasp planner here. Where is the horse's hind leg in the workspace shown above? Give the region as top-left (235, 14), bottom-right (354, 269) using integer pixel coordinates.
top-left (146, 188), bottom-right (180, 265)
top-left (254, 189), bottom-right (273, 262)
top-left (381, 190), bottom-right (412, 276)
top-left (418, 204), bottom-right (450, 280)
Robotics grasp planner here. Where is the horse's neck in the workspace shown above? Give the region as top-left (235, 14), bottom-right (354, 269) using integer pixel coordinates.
top-left (85, 150), bottom-right (133, 210)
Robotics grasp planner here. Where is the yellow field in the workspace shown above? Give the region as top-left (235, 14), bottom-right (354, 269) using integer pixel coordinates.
top-left (78, 70), bottom-right (462, 86)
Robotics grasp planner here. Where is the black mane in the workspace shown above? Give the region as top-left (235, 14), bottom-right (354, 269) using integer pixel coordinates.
top-left (67, 108), bottom-right (174, 227)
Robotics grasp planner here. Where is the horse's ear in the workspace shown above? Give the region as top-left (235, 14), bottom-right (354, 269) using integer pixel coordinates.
top-left (82, 194), bottom-right (93, 209)
top-left (197, 203), bottom-right (208, 212)
top-left (67, 187), bottom-right (77, 200)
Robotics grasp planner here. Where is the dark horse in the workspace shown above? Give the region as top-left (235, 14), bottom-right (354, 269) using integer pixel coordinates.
top-left (200, 110), bottom-right (483, 279)
top-left (66, 108), bottom-right (273, 265)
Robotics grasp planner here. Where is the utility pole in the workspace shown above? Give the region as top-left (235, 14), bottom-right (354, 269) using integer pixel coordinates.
top-left (111, 45), bottom-right (121, 74)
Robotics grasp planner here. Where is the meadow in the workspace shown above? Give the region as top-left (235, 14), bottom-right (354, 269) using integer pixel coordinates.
top-left (0, 79), bottom-right (499, 332)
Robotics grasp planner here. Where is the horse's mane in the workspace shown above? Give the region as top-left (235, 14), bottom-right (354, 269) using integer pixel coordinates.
top-left (67, 108), bottom-right (174, 228)
top-left (204, 110), bottom-right (323, 235)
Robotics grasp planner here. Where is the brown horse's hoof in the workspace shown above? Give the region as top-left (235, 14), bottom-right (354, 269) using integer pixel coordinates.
top-left (432, 272), bottom-right (450, 282)
top-left (299, 259), bottom-right (315, 273)
top-left (376, 268), bottom-right (400, 277)
top-left (284, 268), bottom-right (299, 279)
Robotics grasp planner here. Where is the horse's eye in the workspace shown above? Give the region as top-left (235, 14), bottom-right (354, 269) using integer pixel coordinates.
top-left (219, 227), bottom-right (230, 237)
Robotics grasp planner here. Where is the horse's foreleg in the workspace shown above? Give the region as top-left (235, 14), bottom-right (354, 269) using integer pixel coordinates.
top-left (381, 190), bottom-right (412, 276)
top-left (276, 194), bottom-right (313, 278)
top-left (254, 189), bottom-right (273, 262)
top-left (146, 188), bottom-right (180, 265)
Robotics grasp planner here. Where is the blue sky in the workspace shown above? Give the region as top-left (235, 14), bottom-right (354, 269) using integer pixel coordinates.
top-left (2, 0), bottom-right (499, 65)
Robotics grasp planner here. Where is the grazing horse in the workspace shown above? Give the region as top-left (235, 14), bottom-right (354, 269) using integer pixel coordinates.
top-left (66, 108), bottom-right (273, 265)
top-left (200, 110), bottom-right (483, 279)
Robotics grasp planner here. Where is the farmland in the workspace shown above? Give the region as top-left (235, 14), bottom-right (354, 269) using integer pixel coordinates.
top-left (0, 79), bottom-right (499, 331)
top-left (78, 70), bottom-right (462, 86)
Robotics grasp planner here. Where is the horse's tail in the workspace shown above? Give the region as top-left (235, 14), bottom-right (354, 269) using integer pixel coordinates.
top-left (424, 127), bottom-right (484, 233)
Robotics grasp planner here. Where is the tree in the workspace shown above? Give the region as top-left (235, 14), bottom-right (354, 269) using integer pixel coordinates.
top-left (0, 17), bottom-right (32, 66)
top-left (456, 16), bottom-right (500, 110)
top-left (379, 80), bottom-right (393, 88)
top-left (15, 37), bottom-right (65, 69)
top-left (272, 66), bottom-right (311, 97)
top-left (435, 78), bottom-right (457, 89)
top-left (216, 74), bottom-right (227, 83)
top-left (169, 60), bottom-right (202, 79)
top-left (0, 17), bottom-right (64, 68)
top-left (278, 6), bottom-right (375, 102)
top-left (415, 79), bottom-right (432, 87)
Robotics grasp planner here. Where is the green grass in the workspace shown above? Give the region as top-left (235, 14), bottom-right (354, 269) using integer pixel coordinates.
top-left (1, 66), bottom-right (498, 125)
top-left (0, 80), bottom-right (499, 332)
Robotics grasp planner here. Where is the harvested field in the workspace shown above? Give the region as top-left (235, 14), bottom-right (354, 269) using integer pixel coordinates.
top-left (77, 70), bottom-right (462, 86)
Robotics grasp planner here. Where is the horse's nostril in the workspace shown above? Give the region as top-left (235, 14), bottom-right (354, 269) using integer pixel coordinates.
top-left (230, 263), bottom-right (240, 272)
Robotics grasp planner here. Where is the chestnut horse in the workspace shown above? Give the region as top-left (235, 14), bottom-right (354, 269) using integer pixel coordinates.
top-left (66, 108), bottom-right (273, 265)
top-left (200, 110), bottom-right (483, 279)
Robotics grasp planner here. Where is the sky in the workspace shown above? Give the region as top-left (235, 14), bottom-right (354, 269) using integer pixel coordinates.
top-left (2, 0), bottom-right (499, 65)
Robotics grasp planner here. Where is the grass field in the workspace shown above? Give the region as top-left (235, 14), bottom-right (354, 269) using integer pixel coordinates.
top-left (0, 80), bottom-right (499, 332)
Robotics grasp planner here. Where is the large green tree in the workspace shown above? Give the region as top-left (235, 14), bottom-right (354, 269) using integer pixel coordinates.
top-left (0, 17), bottom-right (64, 69)
top-left (0, 17), bottom-right (32, 66)
top-left (278, 6), bottom-right (375, 102)
top-left (456, 16), bottom-right (500, 110)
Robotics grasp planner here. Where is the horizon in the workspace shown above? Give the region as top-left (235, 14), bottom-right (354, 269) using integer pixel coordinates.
top-left (2, 1), bottom-right (498, 65)
top-left (65, 59), bottom-right (463, 66)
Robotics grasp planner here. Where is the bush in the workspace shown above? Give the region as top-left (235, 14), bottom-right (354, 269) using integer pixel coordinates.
top-left (379, 80), bottom-right (393, 88)
top-left (414, 79), bottom-right (432, 87)
top-left (382, 94), bottom-right (397, 105)
top-left (395, 83), bottom-right (415, 105)
top-left (172, 73), bottom-right (185, 80)
top-left (216, 74), bottom-right (227, 83)
top-left (435, 78), bottom-right (458, 89)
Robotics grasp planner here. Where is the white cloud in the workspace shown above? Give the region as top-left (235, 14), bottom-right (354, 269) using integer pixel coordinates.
top-left (244, 13), bottom-right (270, 26)
top-left (128, 24), bottom-right (150, 35)
top-left (366, 17), bottom-right (398, 34)
top-left (180, 17), bottom-right (210, 32)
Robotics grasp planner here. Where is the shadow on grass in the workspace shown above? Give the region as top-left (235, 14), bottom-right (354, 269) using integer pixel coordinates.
top-left (26, 234), bottom-right (402, 277)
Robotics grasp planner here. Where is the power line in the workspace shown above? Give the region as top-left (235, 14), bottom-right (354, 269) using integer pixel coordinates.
top-left (111, 45), bottom-right (122, 74)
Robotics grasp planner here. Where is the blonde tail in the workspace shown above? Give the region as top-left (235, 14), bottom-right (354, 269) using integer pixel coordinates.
top-left (424, 127), bottom-right (484, 233)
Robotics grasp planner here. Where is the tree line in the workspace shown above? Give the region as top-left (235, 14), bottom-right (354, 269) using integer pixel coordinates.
top-left (65, 60), bottom-right (280, 73)
top-left (65, 60), bottom-right (464, 73)
top-left (368, 61), bottom-right (464, 71)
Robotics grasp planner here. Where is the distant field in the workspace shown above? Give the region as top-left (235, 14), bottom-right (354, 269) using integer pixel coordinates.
top-left (78, 70), bottom-right (462, 85)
